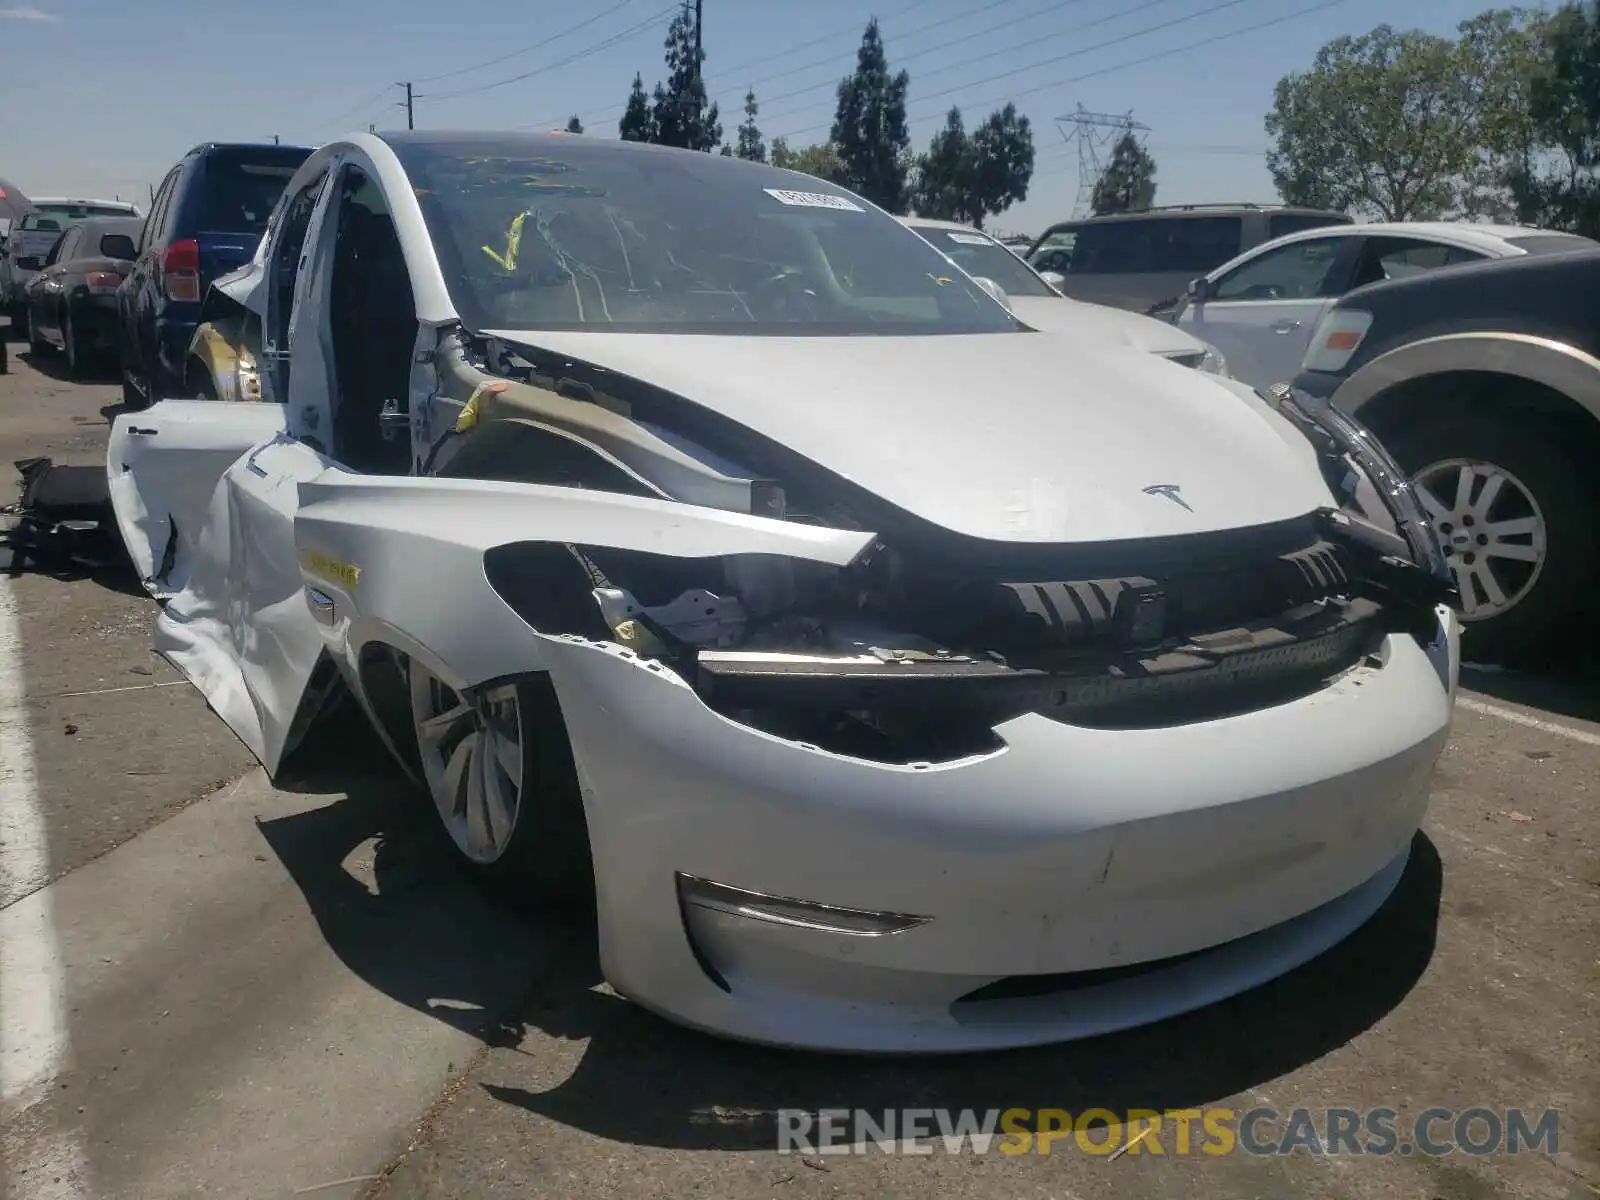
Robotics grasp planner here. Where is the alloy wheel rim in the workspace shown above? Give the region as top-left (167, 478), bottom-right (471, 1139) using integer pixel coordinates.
top-left (408, 666), bottom-right (523, 864)
top-left (1413, 458), bottom-right (1546, 621)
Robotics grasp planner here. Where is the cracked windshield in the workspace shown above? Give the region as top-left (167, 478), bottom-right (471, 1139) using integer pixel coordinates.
top-left (393, 136), bottom-right (1020, 334)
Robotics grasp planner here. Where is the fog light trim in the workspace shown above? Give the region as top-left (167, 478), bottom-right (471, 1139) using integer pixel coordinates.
top-left (675, 873), bottom-right (931, 937)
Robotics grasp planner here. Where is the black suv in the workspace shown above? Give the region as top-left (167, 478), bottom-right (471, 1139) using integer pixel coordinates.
top-left (117, 141), bottom-right (311, 408)
top-left (1291, 246), bottom-right (1600, 665)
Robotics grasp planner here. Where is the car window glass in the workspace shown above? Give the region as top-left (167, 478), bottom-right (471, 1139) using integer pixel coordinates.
top-left (392, 137), bottom-right (1016, 336)
top-left (196, 149), bottom-right (309, 237)
top-left (269, 170), bottom-right (329, 350)
top-left (142, 170), bottom-right (179, 251)
top-left (20, 214), bottom-right (62, 233)
top-left (1349, 237), bottom-right (1486, 288)
top-left (1067, 216), bottom-right (1242, 275)
top-left (906, 225), bottom-right (1055, 297)
top-left (100, 233), bottom-right (138, 260)
top-left (50, 228), bottom-right (79, 263)
top-left (1268, 213), bottom-right (1350, 239)
top-left (1212, 236), bottom-right (1345, 301)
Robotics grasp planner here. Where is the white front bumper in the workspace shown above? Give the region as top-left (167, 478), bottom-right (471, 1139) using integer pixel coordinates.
top-left (536, 607), bottom-right (1457, 1052)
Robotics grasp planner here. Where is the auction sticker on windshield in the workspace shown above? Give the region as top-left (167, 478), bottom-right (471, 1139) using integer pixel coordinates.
top-left (764, 188), bottom-right (865, 212)
top-left (946, 232), bottom-right (992, 245)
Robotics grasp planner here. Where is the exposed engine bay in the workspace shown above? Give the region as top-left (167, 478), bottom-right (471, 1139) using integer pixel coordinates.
top-left (457, 332), bottom-right (1456, 764)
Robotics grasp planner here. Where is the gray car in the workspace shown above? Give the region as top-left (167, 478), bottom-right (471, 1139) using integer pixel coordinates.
top-left (1026, 203), bottom-right (1353, 315)
top-left (1, 196), bottom-right (141, 330)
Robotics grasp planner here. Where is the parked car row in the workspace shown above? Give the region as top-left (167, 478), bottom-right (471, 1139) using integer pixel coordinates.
top-left (8, 137), bottom-right (1597, 670)
top-left (0, 142), bottom-right (313, 405)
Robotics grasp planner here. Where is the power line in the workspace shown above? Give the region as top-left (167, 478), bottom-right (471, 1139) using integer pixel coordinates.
top-left (410, 0), bottom-right (643, 84)
top-left (710, 0), bottom-right (939, 81)
top-left (759, 0), bottom-right (1174, 118)
top-left (419, 6), bottom-right (678, 104)
top-left (322, 83), bottom-right (403, 128)
top-left (570, 0), bottom-right (947, 132)
top-left (773, 0), bottom-right (1340, 142)
top-left (728, 0), bottom-right (1045, 100)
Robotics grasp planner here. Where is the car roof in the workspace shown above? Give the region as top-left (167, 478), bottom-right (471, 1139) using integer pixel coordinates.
top-left (29, 196), bottom-right (140, 211)
top-left (183, 142), bottom-right (314, 157)
top-left (1038, 204), bottom-right (1346, 230)
top-left (1334, 243), bottom-right (1600, 307)
top-left (897, 216), bottom-right (993, 236)
top-left (1249, 220), bottom-right (1579, 252)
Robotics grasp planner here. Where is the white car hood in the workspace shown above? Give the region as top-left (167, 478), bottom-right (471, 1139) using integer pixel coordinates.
top-left (485, 329), bottom-right (1333, 544)
top-left (1007, 294), bottom-right (1203, 357)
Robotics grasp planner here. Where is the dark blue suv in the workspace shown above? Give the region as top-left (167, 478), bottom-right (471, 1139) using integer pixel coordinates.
top-left (116, 141), bottom-right (311, 408)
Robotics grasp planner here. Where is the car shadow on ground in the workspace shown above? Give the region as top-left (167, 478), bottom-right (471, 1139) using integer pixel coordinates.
top-left (14, 345), bottom-right (121, 385)
top-left (1461, 663), bottom-right (1600, 725)
top-left (257, 697), bottom-right (1445, 1153)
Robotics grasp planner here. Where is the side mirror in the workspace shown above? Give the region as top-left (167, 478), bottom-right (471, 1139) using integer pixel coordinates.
top-left (1038, 270), bottom-right (1066, 292)
top-left (971, 276), bottom-right (1012, 312)
top-left (1187, 276), bottom-right (1213, 302)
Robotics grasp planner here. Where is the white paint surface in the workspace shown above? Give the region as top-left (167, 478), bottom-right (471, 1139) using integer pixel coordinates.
top-left (0, 572), bottom-right (90, 1194)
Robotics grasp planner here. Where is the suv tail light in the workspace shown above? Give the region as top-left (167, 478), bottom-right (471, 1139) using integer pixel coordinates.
top-left (162, 238), bottom-right (201, 302)
top-left (85, 270), bottom-right (121, 296)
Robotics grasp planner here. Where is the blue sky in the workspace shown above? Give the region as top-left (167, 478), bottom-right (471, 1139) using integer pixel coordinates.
top-left (1, 0), bottom-right (1498, 235)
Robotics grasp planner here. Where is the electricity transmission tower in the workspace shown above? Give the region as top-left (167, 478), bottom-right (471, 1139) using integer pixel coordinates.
top-left (1055, 105), bottom-right (1151, 217)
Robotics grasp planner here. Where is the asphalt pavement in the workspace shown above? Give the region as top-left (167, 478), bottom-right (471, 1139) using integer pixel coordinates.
top-left (0, 335), bottom-right (1595, 1200)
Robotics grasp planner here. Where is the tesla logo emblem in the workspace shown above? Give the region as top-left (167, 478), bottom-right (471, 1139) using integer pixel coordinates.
top-left (1142, 483), bottom-right (1193, 512)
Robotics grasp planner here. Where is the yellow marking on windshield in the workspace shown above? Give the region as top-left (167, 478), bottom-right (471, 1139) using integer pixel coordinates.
top-left (482, 211), bottom-right (527, 271)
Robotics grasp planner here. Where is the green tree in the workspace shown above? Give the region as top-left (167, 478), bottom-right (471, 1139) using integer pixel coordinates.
top-left (735, 89), bottom-right (767, 162)
top-left (910, 103), bottom-right (1035, 228)
top-left (1456, 8), bottom-right (1553, 219)
top-left (910, 108), bottom-right (971, 221)
top-left (831, 19), bottom-right (911, 212)
top-left (1090, 132), bottom-right (1157, 215)
top-left (565, 114), bottom-right (584, 134)
top-left (619, 73), bottom-right (655, 142)
top-left (1509, 0), bottom-right (1600, 235)
top-left (1265, 25), bottom-right (1481, 219)
top-left (651, 1), bottom-right (722, 151)
top-left (770, 137), bottom-right (842, 182)
top-left (968, 103), bottom-right (1034, 228)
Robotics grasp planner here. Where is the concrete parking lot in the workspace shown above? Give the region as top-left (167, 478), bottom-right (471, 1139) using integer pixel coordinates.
top-left (0, 335), bottom-right (1595, 1200)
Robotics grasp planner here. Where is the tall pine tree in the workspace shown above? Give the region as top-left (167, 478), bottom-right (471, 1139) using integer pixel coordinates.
top-left (1091, 132), bottom-right (1158, 214)
top-left (651, 1), bottom-right (722, 152)
top-left (736, 90), bottom-right (766, 162)
top-left (831, 19), bottom-right (911, 212)
top-left (619, 73), bottom-right (655, 142)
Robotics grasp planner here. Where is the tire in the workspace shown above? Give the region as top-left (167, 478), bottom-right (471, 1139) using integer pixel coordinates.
top-left (404, 659), bottom-right (594, 905)
top-left (120, 369), bottom-right (146, 410)
top-left (26, 309), bottom-right (48, 358)
top-left (1383, 415), bottom-right (1600, 666)
top-left (62, 313), bottom-right (83, 379)
top-left (190, 366), bottom-right (218, 401)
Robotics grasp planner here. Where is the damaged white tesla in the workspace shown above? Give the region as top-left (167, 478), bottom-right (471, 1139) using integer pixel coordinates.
top-left (106, 131), bottom-right (1462, 1053)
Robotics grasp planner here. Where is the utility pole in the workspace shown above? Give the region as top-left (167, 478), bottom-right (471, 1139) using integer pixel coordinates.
top-left (1056, 104), bottom-right (1150, 218)
top-left (400, 81), bottom-right (414, 131)
top-left (692, 0), bottom-right (703, 129)
top-left (272, 134), bottom-right (280, 144)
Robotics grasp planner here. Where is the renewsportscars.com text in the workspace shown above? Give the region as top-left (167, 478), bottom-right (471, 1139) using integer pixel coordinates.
top-left (777, 1107), bottom-right (1561, 1157)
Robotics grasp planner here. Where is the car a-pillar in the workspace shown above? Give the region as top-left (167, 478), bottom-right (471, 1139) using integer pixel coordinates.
top-left (1355, 370), bottom-right (1600, 667)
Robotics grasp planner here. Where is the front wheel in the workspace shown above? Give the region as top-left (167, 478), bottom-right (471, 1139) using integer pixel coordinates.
top-left (26, 308), bottom-right (48, 358)
top-left (63, 313), bottom-right (84, 379)
top-left (1386, 417), bottom-right (1599, 666)
top-left (405, 659), bottom-right (593, 903)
